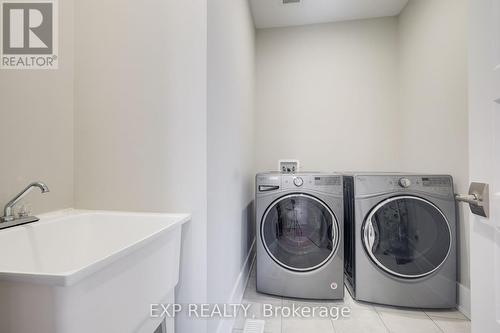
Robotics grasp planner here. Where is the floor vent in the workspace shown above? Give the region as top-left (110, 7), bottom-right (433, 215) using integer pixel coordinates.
top-left (243, 319), bottom-right (265, 333)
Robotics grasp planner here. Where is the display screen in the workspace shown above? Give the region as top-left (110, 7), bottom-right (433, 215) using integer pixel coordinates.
top-left (422, 177), bottom-right (451, 187)
top-left (314, 176), bottom-right (341, 186)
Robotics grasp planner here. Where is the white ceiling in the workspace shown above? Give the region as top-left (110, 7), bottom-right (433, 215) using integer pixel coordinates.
top-left (249, 0), bottom-right (409, 29)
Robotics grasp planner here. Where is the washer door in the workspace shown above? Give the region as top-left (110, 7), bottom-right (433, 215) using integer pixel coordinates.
top-left (261, 194), bottom-right (339, 272)
top-left (363, 196), bottom-right (452, 279)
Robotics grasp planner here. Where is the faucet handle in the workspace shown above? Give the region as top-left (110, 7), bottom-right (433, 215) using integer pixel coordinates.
top-left (17, 204), bottom-right (31, 218)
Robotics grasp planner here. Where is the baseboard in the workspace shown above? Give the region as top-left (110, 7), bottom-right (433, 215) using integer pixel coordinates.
top-left (457, 282), bottom-right (471, 319)
top-left (216, 240), bottom-right (256, 333)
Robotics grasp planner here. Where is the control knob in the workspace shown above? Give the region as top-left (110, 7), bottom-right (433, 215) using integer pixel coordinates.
top-left (293, 177), bottom-right (304, 187)
top-left (399, 178), bottom-right (412, 188)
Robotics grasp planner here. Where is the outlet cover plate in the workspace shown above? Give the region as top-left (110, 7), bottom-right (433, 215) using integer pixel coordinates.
top-left (279, 160), bottom-right (299, 174)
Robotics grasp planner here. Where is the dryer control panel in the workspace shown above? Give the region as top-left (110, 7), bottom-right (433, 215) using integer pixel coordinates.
top-left (354, 174), bottom-right (454, 198)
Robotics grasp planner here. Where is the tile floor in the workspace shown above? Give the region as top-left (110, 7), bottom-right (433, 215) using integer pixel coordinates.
top-left (233, 266), bottom-right (470, 333)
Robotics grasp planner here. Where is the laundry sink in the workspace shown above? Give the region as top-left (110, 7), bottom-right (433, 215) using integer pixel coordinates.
top-left (0, 209), bottom-right (190, 333)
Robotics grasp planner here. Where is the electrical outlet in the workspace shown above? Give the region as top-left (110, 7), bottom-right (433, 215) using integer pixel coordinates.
top-left (279, 160), bottom-right (299, 174)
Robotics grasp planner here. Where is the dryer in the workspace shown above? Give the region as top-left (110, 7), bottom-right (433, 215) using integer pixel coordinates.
top-left (256, 172), bottom-right (344, 300)
top-left (343, 173), bottom-right (456, 308)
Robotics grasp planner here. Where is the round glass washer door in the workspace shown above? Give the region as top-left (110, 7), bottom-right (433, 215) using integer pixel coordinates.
top-left (261, 194), bottom-right (339, 272)
top-left (362, 196), bottom-right (452, 279)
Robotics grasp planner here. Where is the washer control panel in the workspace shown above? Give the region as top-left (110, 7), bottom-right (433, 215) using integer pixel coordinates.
top-left (282, 174), bottom-right (342, 194)
top-left (257, 173), bottom-right (342, 195)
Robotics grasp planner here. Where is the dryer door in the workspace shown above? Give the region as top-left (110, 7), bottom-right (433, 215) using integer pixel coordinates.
top-left (363, 196), bottom-right (452, 279)
top-left (261, 194), bottom-right (339, 272)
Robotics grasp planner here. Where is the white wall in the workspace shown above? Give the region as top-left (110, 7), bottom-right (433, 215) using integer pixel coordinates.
top-left (74, 1), bottom-right (208, 332)
top-left (207, 1), bottom-right (255, 332)
top-left (0, 0), bottom-right (74, 214)
top-left (398, 0), bottom-right (470, 314)
top-left (255, 18), bottom-right (401, 172)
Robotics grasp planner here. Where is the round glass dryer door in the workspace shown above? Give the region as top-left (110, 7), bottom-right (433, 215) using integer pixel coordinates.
top-left (261, 194), bottom-right (339, 272)
top-left (363, 196), bottom-right (452, 279)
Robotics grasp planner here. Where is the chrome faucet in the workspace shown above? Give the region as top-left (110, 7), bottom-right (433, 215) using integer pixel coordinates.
top-left (1, 182), bottom-right (50, 228)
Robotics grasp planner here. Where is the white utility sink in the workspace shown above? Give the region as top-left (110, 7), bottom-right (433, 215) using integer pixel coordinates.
top-left (0, 209), bottom-right (190, 333)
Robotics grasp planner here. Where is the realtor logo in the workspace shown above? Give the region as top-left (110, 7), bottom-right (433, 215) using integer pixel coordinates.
top-left (1, 0), bottom-right (58, 69)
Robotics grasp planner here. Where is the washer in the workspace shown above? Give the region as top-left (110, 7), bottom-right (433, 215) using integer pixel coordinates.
top-left (256, 172), bottom-right (344, 300)
top-left (343, 173), bottom-right (456, 308)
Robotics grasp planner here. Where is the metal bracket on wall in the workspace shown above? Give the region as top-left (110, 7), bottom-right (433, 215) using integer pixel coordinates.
top-left (455, 182), bottom-right (490, 218)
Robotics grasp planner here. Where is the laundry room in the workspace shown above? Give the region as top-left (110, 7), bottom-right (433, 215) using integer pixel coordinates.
top-left (0, 0), bottom-right (496, 332)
